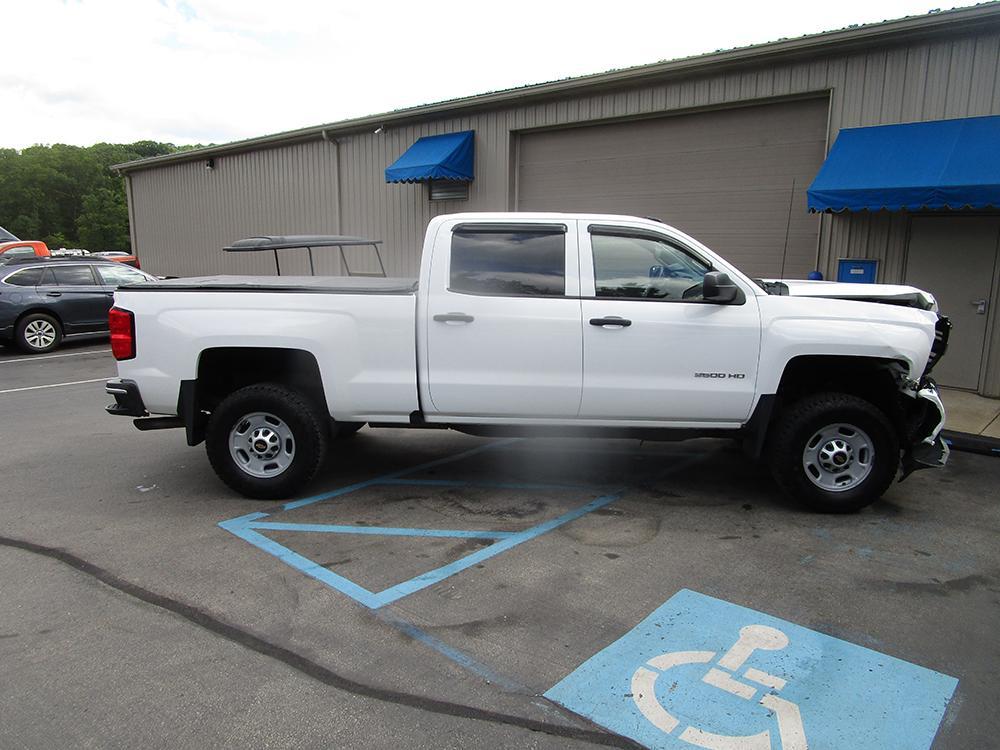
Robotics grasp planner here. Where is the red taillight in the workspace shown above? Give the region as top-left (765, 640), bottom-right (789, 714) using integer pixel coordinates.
top-left (109, 307), bottom-right (135, 360)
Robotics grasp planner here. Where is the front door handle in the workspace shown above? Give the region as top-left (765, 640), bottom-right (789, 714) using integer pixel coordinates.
top-left (971, 298), bottom-right (988, 315)
top-left (433, 312), bottom-right (474, 324)
top-left (45, 292), bottom-right (62, 297)
top-left (589, 316), bottom-right (632, 328)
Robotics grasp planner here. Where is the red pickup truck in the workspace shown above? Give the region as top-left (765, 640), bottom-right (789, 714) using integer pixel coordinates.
top-left (0, 241), bottom-right (140, 269)
top-left (0, 240), bottom-right (51, 262)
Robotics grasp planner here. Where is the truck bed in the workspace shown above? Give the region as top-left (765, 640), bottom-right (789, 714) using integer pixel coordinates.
top-left (125, 275), bottom-right (418, 294)
top-left (114, 278), bottom-right (420, 420)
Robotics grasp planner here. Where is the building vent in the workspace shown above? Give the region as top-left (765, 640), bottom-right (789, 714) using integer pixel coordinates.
top-left (429, 180), bottom-right (469, 201)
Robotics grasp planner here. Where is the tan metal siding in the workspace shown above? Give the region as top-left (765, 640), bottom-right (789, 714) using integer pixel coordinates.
top-left (514, 98), bottom-right (828, 278)
top-left (130, 140), bottom-right (341, 277)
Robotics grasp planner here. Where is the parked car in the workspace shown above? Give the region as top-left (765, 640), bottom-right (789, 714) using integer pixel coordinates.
top-left (0, 226), bottom-right (18, 242)
top-left (105, 213), bottom-right (950, 512)
top-left (0, 240), bottom-right (50, 264)
top-left (0, 257), bottom-right (155, 353)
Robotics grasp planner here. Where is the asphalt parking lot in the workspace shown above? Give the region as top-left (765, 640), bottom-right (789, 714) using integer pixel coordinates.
top-left (1, 341), bottom-right (998, 749)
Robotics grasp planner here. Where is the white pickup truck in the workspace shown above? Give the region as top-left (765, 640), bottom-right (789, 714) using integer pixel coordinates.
top-left (105, 213), bottom-right (950, 512)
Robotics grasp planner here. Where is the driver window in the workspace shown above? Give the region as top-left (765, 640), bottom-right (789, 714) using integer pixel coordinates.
top-left (591, 233), bottom-right (710, 300)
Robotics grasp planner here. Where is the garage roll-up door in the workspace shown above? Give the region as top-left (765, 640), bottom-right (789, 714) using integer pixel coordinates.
top-left (517, 98), bottom-right (828, 278)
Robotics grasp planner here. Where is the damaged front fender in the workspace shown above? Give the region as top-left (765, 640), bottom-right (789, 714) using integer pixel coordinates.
top-left (900, 380), bottom-right (949, 479)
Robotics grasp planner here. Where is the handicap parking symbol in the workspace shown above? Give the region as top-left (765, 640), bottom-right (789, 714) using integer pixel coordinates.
top-left (545, 590), bottom-right (957, 750)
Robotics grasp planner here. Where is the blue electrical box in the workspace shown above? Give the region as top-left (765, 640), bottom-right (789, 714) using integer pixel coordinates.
top-left (837, 258), bottom-right (879, 283)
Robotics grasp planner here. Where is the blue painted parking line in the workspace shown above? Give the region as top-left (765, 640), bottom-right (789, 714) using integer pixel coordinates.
top-left (219, 439), bottom-right (621, 609)
top-left (281, 438), bottom-right (521, 511)
top-left (218, 517), bottom-right (384, 608)
top-left (220, 490), bottom-right (620, 609)
top-left (365, 493), bottom-right (620, 606)
top-left (373, 607), bottom-right (526, 692)
top-left (546, 589), bottom-right (958, 750)
top-left (245, 520), bottom-right (516, 539)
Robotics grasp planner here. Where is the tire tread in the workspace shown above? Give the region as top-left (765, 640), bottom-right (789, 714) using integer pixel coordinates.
top-left (768, 392), bottom-right (898, 513)
top-left (205, 383), bottom-right (326, 499)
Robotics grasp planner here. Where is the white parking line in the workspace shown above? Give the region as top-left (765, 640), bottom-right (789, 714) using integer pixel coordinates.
top-left (0, 349), bottom-right (111, 364)
top-left (0, 377), bottom-right (107, 394)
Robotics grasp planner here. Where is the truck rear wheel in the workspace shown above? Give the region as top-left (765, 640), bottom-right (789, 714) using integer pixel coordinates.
top-left (206, 383), bottom-right (327, 499)
top-left (767, 392), bottom-right (899, 513)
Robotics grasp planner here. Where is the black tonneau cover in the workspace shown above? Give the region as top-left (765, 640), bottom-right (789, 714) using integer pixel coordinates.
top-left (120, 275), bottom-right (418, 294)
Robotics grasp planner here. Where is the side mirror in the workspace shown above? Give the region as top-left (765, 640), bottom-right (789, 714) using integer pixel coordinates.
top-left (703, 271), bottom-right (739, 303)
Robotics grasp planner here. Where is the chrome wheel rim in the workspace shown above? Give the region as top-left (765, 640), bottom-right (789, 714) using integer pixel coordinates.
top-left (229, 412), bottom-right (295, 478)
top-left (802, 422), bottom-right (874, 492)
top-left (24, 319), bottom-right (56, 350)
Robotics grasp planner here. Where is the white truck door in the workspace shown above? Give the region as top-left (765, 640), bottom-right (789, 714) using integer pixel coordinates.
top-left (423, 220), bottom-right (583, 418)
top-left (579, 223), bottom-right (761, 423)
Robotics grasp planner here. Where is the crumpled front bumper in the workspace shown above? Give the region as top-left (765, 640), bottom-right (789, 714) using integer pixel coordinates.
top-left (901, 381), bottom-right (949, 478)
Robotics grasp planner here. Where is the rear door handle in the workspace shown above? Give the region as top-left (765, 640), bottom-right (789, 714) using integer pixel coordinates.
top-left (971, 298), bottom-right (988, 314)
top-left (433, 312), bottom-right (474, 324)
top-left (45, 292), bottom-right (62, 297)
top-left (589, 316), bottom-right (632, 328)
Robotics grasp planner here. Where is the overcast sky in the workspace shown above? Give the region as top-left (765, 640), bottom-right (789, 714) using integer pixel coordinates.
top-left (2, 0), bottom-right (965, 150)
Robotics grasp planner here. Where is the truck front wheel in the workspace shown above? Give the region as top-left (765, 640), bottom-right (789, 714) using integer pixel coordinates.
top-left (206, 384), bottom-right (327, 499)
top-left (767, 392), bottom-right (899, 513)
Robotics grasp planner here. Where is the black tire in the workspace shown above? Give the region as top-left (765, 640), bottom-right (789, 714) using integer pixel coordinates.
top-left (15, 313), bottom-right (62, 354)
top-left (205, 383), bottom-right (327, 499)
top-left (767, 392), bottom-right (899, 513)
top-left (334, 421), bottom-right (364, 438)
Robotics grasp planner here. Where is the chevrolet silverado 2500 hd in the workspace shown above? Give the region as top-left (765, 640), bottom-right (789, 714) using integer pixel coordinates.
top-left (105, 213), bottom-right (950, 512)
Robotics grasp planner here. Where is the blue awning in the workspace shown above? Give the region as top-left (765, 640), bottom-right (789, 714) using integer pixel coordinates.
top-left (807, 115), bottom-right (1000, 212)
top-left (385, 130), bottom-right (474, 183)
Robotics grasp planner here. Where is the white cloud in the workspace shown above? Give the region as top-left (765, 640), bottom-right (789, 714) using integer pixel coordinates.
top-left (2, 0), bottom-right (954, 148)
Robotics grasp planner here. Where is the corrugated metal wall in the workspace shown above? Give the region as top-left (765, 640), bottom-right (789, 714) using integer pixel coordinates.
top-left (130, 140), bottom-right (342, 277)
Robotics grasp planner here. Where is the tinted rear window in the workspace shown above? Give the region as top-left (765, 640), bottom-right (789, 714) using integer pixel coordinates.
top-left (52, 266), bottom-right (97, 285)
top-left (450, 230), bottom-right (565, 297)
top-left (4, 267), bottom-right (44, 286)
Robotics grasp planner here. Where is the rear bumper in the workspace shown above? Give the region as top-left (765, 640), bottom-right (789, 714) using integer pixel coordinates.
top-left (105, 378), bottom-right (148, 417)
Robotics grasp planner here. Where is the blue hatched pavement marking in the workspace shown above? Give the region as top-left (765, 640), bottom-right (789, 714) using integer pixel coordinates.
top-left (218, 439), bottom-right (620, 609)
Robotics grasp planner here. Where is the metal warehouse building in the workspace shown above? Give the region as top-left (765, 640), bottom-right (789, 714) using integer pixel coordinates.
top-left (115, 4), bottom-right (1000, 396)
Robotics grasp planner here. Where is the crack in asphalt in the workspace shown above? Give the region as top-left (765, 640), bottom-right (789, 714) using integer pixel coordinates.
top-left (0, 534), bottom-right (640, 749)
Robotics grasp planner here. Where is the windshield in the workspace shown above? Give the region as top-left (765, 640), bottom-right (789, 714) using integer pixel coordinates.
top-left (0, 226), bottom-right (19, 242)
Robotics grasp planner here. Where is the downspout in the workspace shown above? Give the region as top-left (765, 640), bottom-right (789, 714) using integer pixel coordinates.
top-left (321, 129), bottom-right (342, 234)
top-left (122, 171), bottom-right (139, 259)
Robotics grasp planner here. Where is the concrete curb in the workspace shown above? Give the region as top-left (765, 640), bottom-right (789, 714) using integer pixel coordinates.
top-left (941, 430), bottom-right (1000, 457)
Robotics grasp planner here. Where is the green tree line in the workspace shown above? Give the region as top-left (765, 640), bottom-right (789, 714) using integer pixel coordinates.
top-left (0, 142), bottom-right (200, 251)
